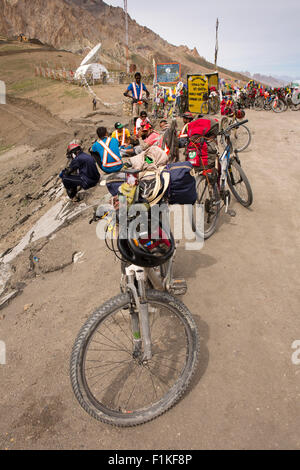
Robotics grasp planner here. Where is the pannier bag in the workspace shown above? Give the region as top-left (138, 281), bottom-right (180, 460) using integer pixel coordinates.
top-left (162, 162), bottom-right (197, 205)
top-left (186, 117), bottom-right (219, 170)
top-left (106, 172), bottom-right (126, 196)
top-left (107, 162), bottom-right (197, 207)
top-left (140, 162), bottom-right (197, 206)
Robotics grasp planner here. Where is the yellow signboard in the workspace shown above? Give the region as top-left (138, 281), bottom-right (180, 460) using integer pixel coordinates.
top-left (207, 72), bottom-right (219, 90)
top-left (187, 75), bottom-right (209, 114)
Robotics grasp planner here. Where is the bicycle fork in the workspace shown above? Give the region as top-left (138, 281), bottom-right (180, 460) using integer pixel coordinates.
top-left (219, 151), bottom-right (236, 217)
top-left (125, 265), bottom-right (152, 362)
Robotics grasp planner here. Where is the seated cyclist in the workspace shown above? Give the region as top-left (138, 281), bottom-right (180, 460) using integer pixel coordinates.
top-left (91, 127), bottom-right (123, 173)
top-left (60, 140), bottom-right (100, 200)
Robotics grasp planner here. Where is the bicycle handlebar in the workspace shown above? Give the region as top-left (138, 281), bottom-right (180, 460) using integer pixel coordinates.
top-left (221, 119), bottom-right (249, 135)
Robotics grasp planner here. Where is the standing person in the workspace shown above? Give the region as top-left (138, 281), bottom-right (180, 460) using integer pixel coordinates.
top-left (124, 72), bottom-right (150, 120)
top-left (92, 97), bottom-right (97, 111)
top-left (60, 140), bottom-right (100, 201)
top-left (91, 127), bottom-right (123, 174)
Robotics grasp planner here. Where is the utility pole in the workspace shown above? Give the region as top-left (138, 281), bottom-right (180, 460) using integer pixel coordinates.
top-left (214, 18), bottom-right (219, 72)
top-left (124, 0), bottom-right (129, 73)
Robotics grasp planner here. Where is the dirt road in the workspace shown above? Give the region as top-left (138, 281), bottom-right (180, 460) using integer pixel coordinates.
top-left (0, 107), bottom-right (300, 450)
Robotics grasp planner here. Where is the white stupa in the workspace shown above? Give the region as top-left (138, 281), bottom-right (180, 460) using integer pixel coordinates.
top-left (74, 43), bottom-right (109, 81)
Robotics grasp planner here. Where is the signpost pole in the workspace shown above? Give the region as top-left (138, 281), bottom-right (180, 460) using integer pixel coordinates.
top-left (214, 18), bottom-right (219, 72)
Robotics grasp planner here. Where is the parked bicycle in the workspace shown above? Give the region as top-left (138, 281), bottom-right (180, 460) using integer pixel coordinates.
top-left (271, 94), bottom-right (287, 113)
top-left (285, 92), bottom-right (300, 111)
top-left (70, 168), bottom-right (200, 427)
top-left (191, 119), bottom-right (253, 239)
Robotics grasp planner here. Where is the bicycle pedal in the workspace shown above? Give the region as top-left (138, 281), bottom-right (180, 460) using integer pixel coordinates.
top-left (227, 209), bottom-right (236, 217)
top-left (168, 278), bottom-right (187, 296)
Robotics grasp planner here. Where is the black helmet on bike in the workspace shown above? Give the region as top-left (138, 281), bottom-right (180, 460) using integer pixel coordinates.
top-left (117, 216), bottom-right (175, 268)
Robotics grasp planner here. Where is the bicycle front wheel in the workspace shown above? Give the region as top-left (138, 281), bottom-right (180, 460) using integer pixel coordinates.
top-left (70, 290), bottom-right (199, 427)
top-left (192, 174), bottom-right (221, 239)
top-left (227, 159), bottom-right (253, 207)
top-left (272, 99), bottom-right (286, 113)
top-left (231, 124), bottom-right (251, 152)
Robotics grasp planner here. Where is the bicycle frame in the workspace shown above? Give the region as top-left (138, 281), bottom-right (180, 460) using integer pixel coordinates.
top-left (219, 140), bottom-right (232, 213)
top-left (124, 244), bottom-right (178, 362)
top-left (125, 264), bottom-right (152, 361)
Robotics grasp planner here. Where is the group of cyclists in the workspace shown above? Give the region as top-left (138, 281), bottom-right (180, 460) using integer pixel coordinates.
top-left (59, 71), bottom-right (254, 201)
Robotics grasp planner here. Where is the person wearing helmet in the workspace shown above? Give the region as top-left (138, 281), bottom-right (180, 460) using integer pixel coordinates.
top-left (178, 111), bottom-right (194, 148)
top-left (126, 122), bottom-right (161, 156)
top-left (60, 140), bottom-right (100, 200)
top-left (139, 123), bottom-right (161, 147)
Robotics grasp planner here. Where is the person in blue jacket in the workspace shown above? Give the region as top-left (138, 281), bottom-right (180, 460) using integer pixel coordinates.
top-left (124, 72), bottom-right (150, 120)
top-left (60, 140), bottom-right (100, 200)
top-left (91, 127), bottom-right (123, 174)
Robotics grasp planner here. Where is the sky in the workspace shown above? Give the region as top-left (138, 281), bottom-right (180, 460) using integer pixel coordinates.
top-left (106, 0), bottom-right (300, 79)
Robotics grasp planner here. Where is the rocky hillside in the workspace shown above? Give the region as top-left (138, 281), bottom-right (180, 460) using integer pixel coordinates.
top-left (240, 71), bottom-right (287, 88)
top-left (1, 0), bottom-right (248, 81)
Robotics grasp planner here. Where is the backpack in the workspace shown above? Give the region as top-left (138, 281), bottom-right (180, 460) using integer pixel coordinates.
top-left (139, 162), bottom-right (197, 206)
top-left (162, 162), bottom-right (197, 205)
top-left (106, 172), bottom-right (126, 196)
top-left (186, 118), bottom-right (219, 170)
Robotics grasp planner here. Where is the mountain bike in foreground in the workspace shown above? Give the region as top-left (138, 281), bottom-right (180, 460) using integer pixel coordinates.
top-left (192, 119), bottom-right (253, 239)
top-left (70, 169), bottom-right (200, 426)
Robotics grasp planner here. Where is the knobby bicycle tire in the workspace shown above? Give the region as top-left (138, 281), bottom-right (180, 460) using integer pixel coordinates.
top-left (272, 99), bottom-right (287, 113)
top-left (192, 174), bottom-right (220, 239)
top-left (220, 124), bottom-right (251, 153)
top-left (70, 290), bottom-right (199, 427)
top-left (233, 124), bottom-right (251, 152)
top-left (227, 159), bottom-right (253, 207)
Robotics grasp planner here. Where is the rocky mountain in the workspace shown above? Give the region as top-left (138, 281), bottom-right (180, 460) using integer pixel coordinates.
top-left (1, 0), bottom-right (248, 81)
top-left (240, 71), bottom-right (288, 88)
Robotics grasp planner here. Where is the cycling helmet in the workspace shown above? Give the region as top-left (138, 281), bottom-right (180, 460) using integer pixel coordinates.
top-left (67, 139), bottom-right (81, 155)
top-left (117, 216), bottom-right (175, 268)
top-left (182, 111), bottom-right (194, 120)
top-left (235, 109), bottom-right (245, 119)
